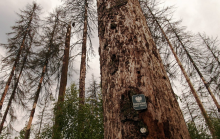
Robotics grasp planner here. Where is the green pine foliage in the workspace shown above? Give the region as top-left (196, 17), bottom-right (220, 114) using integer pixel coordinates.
top-left (41, 83), bottom-right (104, 139)
top-left (187, 117), bottom-right (220, 139)
top-left (14, 128), bottom-right (25, 139)
top-left (187, 121), bottom-right (211, 139)
top-left (211, 117), bottom-right (220, 138)
top-left (0, 127), bottom-right (10, 139)
top-left (37, 124), bottom-right (53, 139)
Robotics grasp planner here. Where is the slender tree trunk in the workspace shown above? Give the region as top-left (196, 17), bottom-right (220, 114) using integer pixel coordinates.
top-left (24, 61), bottom-right (48, 139)
top-left (170, 26), bottom-right (220, 112)
top-left (0, 33), bottom-right (34, 134)
top-left (79, 0), bottom-right (88, 105)
top-left (97, 0), bottom-right (190, 138)
top-left (53, 23), bottom-right (72, 139)
top-left (199, 33), bottom-right (220, 66)
top-left (182, 93), bottom-right (196, 125)
top-left (0, 38), bottom-right (25, 110)
top-left (57, 23), bottom-right (71, 103)
top-left (77, 2), bottom-right (88, 135)
top-left (0, 41), bottom-right (32, 134)
top-left (146, 6), bottom-right (216, 138)
top-left (37, 102), bottom-right (47, 138)
top-left (24, 16), bottom-right (58, 139)
top-left (0, 4), bottom-right (36, 110)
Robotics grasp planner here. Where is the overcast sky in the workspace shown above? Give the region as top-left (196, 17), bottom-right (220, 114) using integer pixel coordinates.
top-left (0, 0), bottom-right (220, 135)
top-left (1, 0), bottom-right (220, 86)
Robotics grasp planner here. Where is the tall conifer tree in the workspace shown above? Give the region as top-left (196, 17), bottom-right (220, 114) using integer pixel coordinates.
top-left (145, 5), bottom-right (216, 137)
top-left (24, 9), bottom-right (65, 139)
top-left (62, 0), bottom-right (96, 105)
top-left (0, 2), bottom-right (41, 110)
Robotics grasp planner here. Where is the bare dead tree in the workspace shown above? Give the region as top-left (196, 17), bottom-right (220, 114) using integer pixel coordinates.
top-left (145, 4), bottom-right (216, 138)
top-left (97, 0), bottom-right (190, 138)
top-left (53, 21), bottom-right (73, 138)
top-left (199, 33), bottom-right (220, 66)
top-left (167, 22), bottom-right (220, 113)
top-left (62, 0), bottom-right (97, 105)
top-left (0, 2), bottom-right (41, 111)
top-left (0, 32), bottom-right (36, 134)
top-left (24, 9), bottom-right (65, 139)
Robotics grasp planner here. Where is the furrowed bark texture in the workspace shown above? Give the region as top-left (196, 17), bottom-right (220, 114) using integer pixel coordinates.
top-left (0, 4), bottom-right (37, 110)
top-left (97, 0), bottom-right (190, 138)
top-left (79, 0), bottom-right (88, 105)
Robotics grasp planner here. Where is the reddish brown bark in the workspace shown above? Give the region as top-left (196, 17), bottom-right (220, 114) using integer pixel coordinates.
top-left (53, 23), bottom-right (72, 139)
top-left (0, 31), bottom-right (35, 134)
top-left (0, 44), bottom-right (31, 134)
top-left (37, 103), bottom-right (47, 138)
top-left (79, 0), bottom-right (88, 105)
top-left (146, 7), bottom-right (216, 138)
top-left (170, 25), bottom-right (220, 113)
top-left (0, 4), bottom-right (37, 110)
top-left (0, 39), bottom-right (24, 110)
top-left (24, 62), bottom-right (48, 139)
top-left (57, 23), bottom-right (71, 103)
top-left (24, 15), bottom-right (58, 139)
top-left (97, 0), bottom-right (190, 138)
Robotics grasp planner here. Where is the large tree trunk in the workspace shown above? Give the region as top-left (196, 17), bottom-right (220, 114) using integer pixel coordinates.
top-left (97, 0), bottom-right (190, 138)
top-left (53, 23), bottom-right (71, 139)
top-left (146, 7), bottom-right (216, 138)
top-left (79, 0), bottom-right (88, 105)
